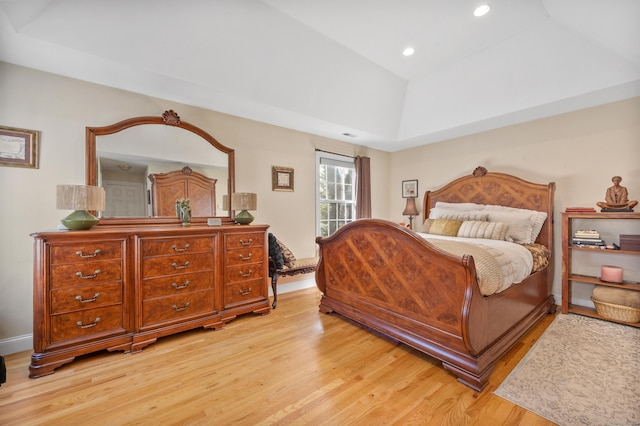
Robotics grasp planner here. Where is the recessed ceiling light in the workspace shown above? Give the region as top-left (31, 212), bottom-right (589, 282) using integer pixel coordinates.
top-left (402, 47), bottom-right (415, 57)
top-left (474, 4), bottom-right (491, 17)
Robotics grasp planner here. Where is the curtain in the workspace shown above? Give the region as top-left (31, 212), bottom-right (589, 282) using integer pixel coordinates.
top-left (355, 156), bottom-right (371, 219)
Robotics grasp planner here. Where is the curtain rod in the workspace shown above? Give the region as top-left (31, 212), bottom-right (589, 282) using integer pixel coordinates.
top-left (314, 148), bottom-right (355, 159)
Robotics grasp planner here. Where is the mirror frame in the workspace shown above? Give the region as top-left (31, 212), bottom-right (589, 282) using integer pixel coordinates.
top-left (86, 110), bottom-right (235, 226)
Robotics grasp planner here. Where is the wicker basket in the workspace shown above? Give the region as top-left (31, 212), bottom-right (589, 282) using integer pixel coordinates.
top-left (591, 297), bottom-right (640, 323)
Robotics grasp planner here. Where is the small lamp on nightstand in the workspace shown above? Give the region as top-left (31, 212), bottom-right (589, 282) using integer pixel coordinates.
top-left (232, 192), bottom-right (257, 225)
top-left (56, 184), bottom-right (105, 230)
top-left (402, 197), bottom-right (419, 230)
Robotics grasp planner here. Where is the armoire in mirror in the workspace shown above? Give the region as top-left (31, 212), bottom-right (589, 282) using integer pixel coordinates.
top-left (86, 110), bottom-right (235, 225)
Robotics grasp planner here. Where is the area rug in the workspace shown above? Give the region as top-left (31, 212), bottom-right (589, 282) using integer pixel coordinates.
top-left (494, 314), bottom-right (639, 426)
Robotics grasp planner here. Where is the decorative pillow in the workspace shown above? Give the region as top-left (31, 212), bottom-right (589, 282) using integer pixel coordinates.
top-left (483, 205), bottom-right (547, 244)
top-left (276, 239), bottom-right (296, 268)
top-left (268, 233), bottom-right (284, 269)
top-left (429, 207), bottom-right (488, 221)
top-left (434, 202), bottom-right (486, 211)
top-left (421, 219), bottom-right (463, 236)
top-left (457, 221), bottom-right (508, 240)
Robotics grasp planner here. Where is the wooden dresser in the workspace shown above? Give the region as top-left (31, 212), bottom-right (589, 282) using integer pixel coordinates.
top-left (30, 224), bottom-right (270, 378)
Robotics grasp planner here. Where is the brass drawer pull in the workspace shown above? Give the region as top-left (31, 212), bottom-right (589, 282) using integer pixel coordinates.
top-left (239, 238), bottom-right (253, 246)
top-left (239, 288), bottom-right (252, 296)
top-left (238, 253), bottom-right (252, 261)
top-left (238, 270), bottom-right (253, 278)
top-left (75, 249), bottom-right (101, 258)
top-left (171, 302), bottom-right (190, 311)
top-left (171, 261), bottom-right (190, 270)
top-left (75, 292), bottom-right (100, 303)
top-left (171, 280), bottom-right (191, 290)
top-left (171, 243), bottom-right (190, 252)
top-left (76, 270), bottom-right (101, 279)
top-left (76, 317), bottom-right (101, 328)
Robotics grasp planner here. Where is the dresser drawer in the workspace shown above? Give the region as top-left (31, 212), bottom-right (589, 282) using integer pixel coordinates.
top-left (225, 247), bottom-right (264, 266)
top-left (142, 271), bottom-right (214, 299)
top-left (142, 237), bottom-right (213, 257)
top-left (225, 263), bottom-right (264, 284)
top-left (225, 233), bottom-right (265, 250)
top-left (50, 259), bottom-right (122, 289)
top-left (51, 305), bottom-right (124, 343)
top-left (142, 253), bottom-right (213, 279)
top-left (50, 241), bottom-right (123, 264)
top-left (50, 283), bottom-right (122, 314)
top-left (142, 290), bottom-right (215, 326)
top-left (224, 279), bottom-right (264, 308)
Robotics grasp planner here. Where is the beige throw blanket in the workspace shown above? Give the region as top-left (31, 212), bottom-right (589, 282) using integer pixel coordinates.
top-left (424, 237), bottom-right (529, 296)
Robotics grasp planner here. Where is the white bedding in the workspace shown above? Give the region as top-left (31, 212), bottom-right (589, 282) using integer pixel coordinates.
top-left (416, 233), bottom-right (533, 296)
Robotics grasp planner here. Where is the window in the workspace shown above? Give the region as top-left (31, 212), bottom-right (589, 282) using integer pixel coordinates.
top-left (316, 152), bottom-right (355, 238)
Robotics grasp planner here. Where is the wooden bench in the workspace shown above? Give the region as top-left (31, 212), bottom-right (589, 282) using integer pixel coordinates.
top-left (268, 233), bottom-right (317, 309)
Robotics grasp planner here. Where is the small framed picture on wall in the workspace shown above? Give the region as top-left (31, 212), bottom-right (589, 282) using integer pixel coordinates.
top-left (0, 125), bottom-right (40, 169)
top-left (272, 166), bottom-right (294, 192)
top-left (402, 179), bottom-right (418, 198)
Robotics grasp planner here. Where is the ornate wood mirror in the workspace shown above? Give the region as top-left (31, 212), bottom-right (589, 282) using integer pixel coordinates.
top-left (86, 110), bottom-right (235, 225)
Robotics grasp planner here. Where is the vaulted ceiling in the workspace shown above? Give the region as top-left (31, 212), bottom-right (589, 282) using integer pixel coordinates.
top-left (1, 0), bottom-right (638, 151)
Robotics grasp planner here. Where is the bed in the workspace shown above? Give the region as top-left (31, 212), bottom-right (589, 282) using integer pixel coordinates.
top-left (314, 166), bottom-right (556, 391)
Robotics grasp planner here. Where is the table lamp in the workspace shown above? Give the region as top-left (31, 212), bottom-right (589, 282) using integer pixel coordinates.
top-left (402, 197), bottom-right (419, 230)
top-left (232, 192), bottom-right (257, 225)
top-left (56, 184), bottom-right (105, 230)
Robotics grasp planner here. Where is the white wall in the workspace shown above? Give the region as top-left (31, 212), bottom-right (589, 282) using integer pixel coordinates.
top-left (0, 62), bottom-right (390, 354)
top-left (390, 97), bottom-right (640, 308)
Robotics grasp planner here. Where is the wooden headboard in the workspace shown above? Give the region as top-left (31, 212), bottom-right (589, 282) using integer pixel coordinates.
top-left (423, 166), bottom-right (556, 249)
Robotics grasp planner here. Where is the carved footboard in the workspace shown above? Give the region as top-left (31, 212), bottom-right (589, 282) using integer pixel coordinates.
top-left (315, 218), bottom-right (554, 391)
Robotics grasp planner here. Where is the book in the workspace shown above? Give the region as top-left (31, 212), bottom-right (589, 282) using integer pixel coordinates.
top-left (574, 232), bottom-right (600, 239)
top-left (601, 208), bottom-right (634, 212)
top-left (565, 207), bottom-right (596, 212)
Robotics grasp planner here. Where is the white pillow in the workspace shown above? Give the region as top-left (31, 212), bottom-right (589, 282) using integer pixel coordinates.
top-left (457, 221), bottom-right (509, 240)
top-left (483, 205), bottom-right (547, 244)
top-left (434, 202), bottom-right (486, 211)
top-left (429, 207), bottom-right (488, 221)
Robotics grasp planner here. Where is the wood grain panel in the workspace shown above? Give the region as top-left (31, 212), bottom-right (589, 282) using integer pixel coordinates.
top-left (50, 282), bottom-right (122, 314)
top-left (51, 305), bottom-right (123, 342)
top-left (142, 253), bottom-right (213, 278)
top-left (50, 241), bottom-right (122, 263)
top-left (50, 260), bottom-right (122, 289)
top-left (141, 290), bottom-right (215, 326)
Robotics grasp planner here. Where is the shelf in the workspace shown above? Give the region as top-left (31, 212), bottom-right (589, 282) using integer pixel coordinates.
top-left (562, 212), bottom-right (640, 328)
top-left (569, 274), bottom-right (640, 291)
top-left (562, 212), bottom-right (640, 219)
top-left (568, 246), bottom-right (640, 255)
top-left (568, 304), bottom-right (640, 328)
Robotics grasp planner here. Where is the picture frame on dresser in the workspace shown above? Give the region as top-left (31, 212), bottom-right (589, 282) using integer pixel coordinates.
top-left (0, 125), bottom-right (39, 169)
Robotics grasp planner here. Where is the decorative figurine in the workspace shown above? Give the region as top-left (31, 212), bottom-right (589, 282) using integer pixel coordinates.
top-left (596, 176), bottom-right (637, 211)
top-left (176, 198), bottom-right (192, 225)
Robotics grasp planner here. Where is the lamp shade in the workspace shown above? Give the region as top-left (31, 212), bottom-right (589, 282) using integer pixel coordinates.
top-left (57, 185), bottom-right (105, 211)
top-left (402, 198), bottom-right (419, 216)
top-left (231, 193), bottom-right (257, 211)
top-left (56, 185), bottom-right (105, 230)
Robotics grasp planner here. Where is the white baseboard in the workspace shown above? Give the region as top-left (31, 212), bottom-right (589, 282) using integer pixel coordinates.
top-left (0, 334), bottom-right (32, 356)
top-left (268, 277), bottom-right (316, 297)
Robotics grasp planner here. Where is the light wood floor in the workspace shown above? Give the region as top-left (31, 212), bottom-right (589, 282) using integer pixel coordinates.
top-left (0, 287), bottom-right (556, 425)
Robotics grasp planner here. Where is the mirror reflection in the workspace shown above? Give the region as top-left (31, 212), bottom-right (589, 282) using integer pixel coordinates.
top-left (87, 111), bottom-right (234, 223)
top-left (97, 125), bottom-right (228, 218)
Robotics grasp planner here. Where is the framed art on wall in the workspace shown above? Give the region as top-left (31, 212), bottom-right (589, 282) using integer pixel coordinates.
top-left (0, 126), bottom-right (40, 169)
top-left (402, 179), bottom-right (418, 198)
top-left (272, 166), bottom-right (294, 192)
